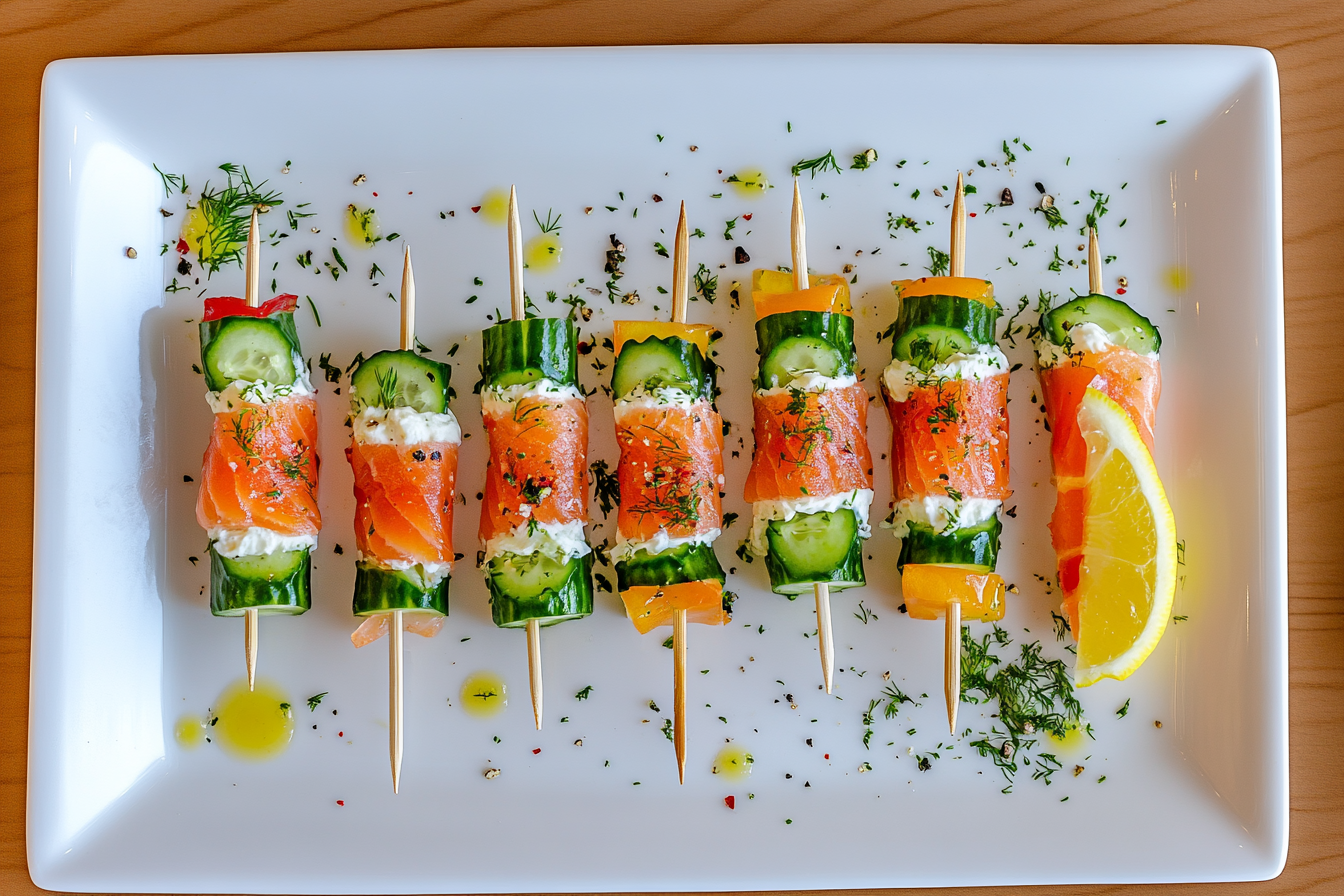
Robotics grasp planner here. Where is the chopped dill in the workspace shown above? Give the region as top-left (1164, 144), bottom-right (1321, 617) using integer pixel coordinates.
top-left (589, 459), bottom-right (620, 517)
top-left (961, 625), bottom-right (1087, 788)
top-left (153, 164), bottom-right (188, 198)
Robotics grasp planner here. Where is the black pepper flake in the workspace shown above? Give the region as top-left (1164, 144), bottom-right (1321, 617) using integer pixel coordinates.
top-left (188, 556), bottom-right (199, 565)
top-left (652, 194), bottom-right (663, 202)
top-left (183, 474), bottom-right (194, 482)
top-left (898, 603), bottom-right (907, 614)
top-left (334, 544), bottom-right (344, 555)
top-left (1034, 181), bottom-right (1046, 194)
top-left (177, 257), bottom-right (192, 276)
top-left (733, 246), bottom-right (750, 265)
top-left (412, 449), bottom-right (427, 462)
top-left (999, 188), bottom-right (1014, 206)
top-left (430, 450), bottom-right (442, 461)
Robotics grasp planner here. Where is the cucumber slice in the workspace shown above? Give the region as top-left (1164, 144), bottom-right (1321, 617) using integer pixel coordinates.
top-left (349, 350), bottom-right (450, 413)
top-left (754, 311), bottom-right (855, 389)
top-left (893, 295), bottom-right (1000, 356)
top-left (615, 542), bottom-right (725, 591)
top-left (897, 513), bottom-right (1002, 573)
top-left (611, 335), bottom-right (707, 400)
top-left (763, 510), bottom-right (866, 596)
top-left (200, 317), bottom-right (299, 391)
top-left (482, 318), bottom-right (578, 389)
top-left (892, 324), bottom-right (978, 369)
top-left (486, 552), bottom-right (593, 628)
top-left (352, 562), bottom-right (449, 615)
top-left (1043, 293), bottom-right (1162, 354)
top-left (209, 545), bottom-right (310, 616)
top-left (760, 336), bottom-right (844, 387)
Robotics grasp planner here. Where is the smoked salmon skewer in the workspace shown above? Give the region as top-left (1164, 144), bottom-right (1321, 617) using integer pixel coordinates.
top-left (611, 202), bottom-right (729, 782)
top-left (479, 187), bottom-right (593, 729)
top-left (745, 181), bottom-right (875, 694)
top-left (197, 209), bottom-right (320, 688)
top-left (345, 246), bottom-right (461, 792)
top-left (1036, 227), bottom-right (1162, 637)
top-left (882, 174), bottom-right (1010, 733)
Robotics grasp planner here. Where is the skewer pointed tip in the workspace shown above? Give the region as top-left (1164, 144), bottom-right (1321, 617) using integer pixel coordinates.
top-left (814, 583), bottom-right (834, 694)
top-left (945, 602), bottom-right (961, 735)
top-left (244, 607), bottom-right (258, 691)
top-left (1088, 226), bottom-right (1103, 295)
top-left (390, 609), bottom-right (404, 793)
top-left (673, 608), bottom-right (688, 784)
top-left (526, 617), bottom-right (543, 730)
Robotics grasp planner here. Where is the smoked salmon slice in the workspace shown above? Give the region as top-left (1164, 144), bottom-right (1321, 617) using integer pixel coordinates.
top-left (347, 440), bottom-right (458, 567)
top-left (480, 394), bottom-right (589, 542)
top-left (884, 373), bottom-right (1010, 502)
top-left (615, 401), bottom-right (723, 543)
top-left (743, 382), bottom-right (873, 504)
top-left (197, 395), bottom-right (321, 534)
top-left (1040, 346), bottom-right (1161, 631)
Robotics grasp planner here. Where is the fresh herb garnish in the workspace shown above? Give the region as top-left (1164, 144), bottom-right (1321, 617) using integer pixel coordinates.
top-left (792, 150), bottom-right (841, 179)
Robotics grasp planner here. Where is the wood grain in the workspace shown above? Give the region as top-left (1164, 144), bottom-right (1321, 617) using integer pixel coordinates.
top-left (3, 1), bottom-right (1342, 893)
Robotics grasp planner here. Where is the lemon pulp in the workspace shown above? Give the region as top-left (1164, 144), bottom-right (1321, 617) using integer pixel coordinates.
top-left (478, 189), bottom-right (509, 225)
top-left (345, 205), bottom-right (382, 247)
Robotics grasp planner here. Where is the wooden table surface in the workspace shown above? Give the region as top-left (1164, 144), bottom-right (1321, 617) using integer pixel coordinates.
top-left (2, 1), bottom-right (1341, 893)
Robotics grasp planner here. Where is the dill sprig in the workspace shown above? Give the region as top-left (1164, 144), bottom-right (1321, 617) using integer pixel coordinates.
top-left (588, 459), bottom-right (620, 518)
top-left (189, 164), bottom-right (283, 275)
top-left (153, 164), bottom-right (188, 198)
top-left (693, 262), bottom-right (718, 304)
top-left (533, 208), bottom-right (562, 234)
top-left (792, 150), bottom-right (842, 179)
top-left (925, 246), bottom-right (950, 276)
top-left (374, 367), bottom-right (400, 408)
top-left (1035, 203), bottom-right (1067, 230)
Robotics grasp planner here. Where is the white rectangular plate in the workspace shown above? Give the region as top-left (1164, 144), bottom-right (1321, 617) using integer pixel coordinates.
top-left (31, 45), bottom-right (1286, 892)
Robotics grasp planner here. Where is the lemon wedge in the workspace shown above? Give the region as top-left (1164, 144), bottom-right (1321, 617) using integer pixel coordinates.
top-left (1073, 387), bottom-right (1178, 686)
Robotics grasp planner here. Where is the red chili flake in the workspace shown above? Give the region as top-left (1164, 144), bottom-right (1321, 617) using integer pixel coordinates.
top-left (372, 192), bottom-right (378, 197)
top-left (742, 213), bottom-right (753, 221)
top-left (1116, 287), bottom-right (1128, 295)
top-left (824, 753), bottom-right (830, 759)
top-left (724, 795), bottom-right (735, 809)
top-left (969, 212), bottom-right (977, 217)
top-left (408, 191), bottom-right (413, 195)
top-left (176, 238), bottom-right (189, 254)
top-left (532, 748), bottom-right (542, 754)
top-left (338, 731), bottom-right (343, 737)
top-left (336, 800), bottom-right (345, 806)
top-left (471, 206), bottom-right (482, 213)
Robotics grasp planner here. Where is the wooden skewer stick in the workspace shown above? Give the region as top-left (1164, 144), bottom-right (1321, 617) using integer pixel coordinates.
top-left (944, 173), bottom-right (968, 734)
top-left (506, 185), bottom-right (545, 730)
top-left (791, 180), bottom-right (836, 695)
top-left (386, 244), bottom-right (417, 794)
top-left (1088, 226), bottom-right (1103, 295)
top-left (669, 201), bottom-right (692, 784)
top-left (243, 206), bottom-right (261, 692)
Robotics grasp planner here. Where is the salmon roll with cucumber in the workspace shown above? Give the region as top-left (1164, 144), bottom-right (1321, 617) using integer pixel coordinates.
top-left (196, 294), bottom-right (321, 616)
top-left (744, 270), bottom-right (875, 596)
top-left (882, 276), bottom-right (1010, 622)
top-left (1036, 263), bottom-right (1162, 636)
top-left (478, 317), bottom-right (593, 628)
top-left (346, 350), bottom-right (461, 646)
top-left (611, 320), bottom-right (729, 632)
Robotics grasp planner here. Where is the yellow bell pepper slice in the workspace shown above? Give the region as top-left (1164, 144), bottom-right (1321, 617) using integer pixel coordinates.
top-left (613, 321), bottom-right (716, 357)
top-left (894, 276), bottom-right (995, 308)
top-left (901, 564), bottom-right (1006, 622)
top-left (619, 580), bottom-right (728, 634)
top-left (751, 270), bottom-right (851, 319)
